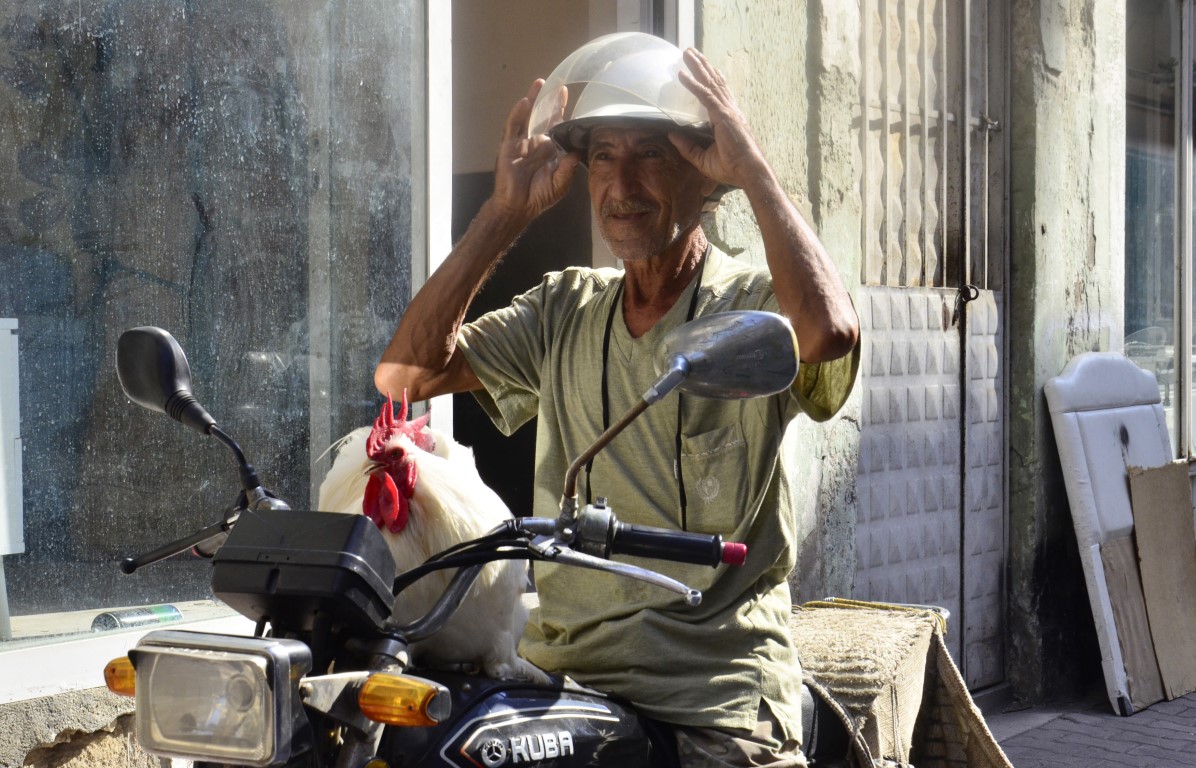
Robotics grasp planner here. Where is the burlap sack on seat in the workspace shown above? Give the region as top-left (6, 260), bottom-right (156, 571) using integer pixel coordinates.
top-left (790, 599), bottom-right (1012, 768)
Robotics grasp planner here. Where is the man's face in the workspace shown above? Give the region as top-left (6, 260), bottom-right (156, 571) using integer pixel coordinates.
top-left (586, 122), bottom-right (715, 263)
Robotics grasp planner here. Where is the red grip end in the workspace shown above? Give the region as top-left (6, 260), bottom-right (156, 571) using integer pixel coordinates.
top-left (721, 542), bottom-right (748, 566)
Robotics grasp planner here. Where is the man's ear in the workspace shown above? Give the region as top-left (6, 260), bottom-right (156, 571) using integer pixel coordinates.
top-left (701, 182), bottom-right (733, 214)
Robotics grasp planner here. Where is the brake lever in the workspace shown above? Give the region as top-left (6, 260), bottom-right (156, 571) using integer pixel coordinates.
top-left (119, 508), bottom-right (242, 574)
top-left (191, 501), bottom-right (244, 558)
top-left (529, 536), bottom-right (702, 607)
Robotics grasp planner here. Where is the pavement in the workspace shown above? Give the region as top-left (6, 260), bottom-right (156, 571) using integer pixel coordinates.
top-left (985, 689), bottom-right (1196, 767)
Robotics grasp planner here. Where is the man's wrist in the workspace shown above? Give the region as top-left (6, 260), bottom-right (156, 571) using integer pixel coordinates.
top-left (478, 196), bottom-right (536, 239)
top-left (735, 157), bottom-right (784, 206)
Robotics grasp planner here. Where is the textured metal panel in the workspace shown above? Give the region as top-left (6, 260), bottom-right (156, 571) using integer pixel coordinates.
top-left (857, 287), bottom-right (963, 664)
top-left (963, 290), bottom-right (1004, 688)
top-left (856, 286), bottom-right (1005, 687)
top-left (860, 0), bottom-right (1005, 292)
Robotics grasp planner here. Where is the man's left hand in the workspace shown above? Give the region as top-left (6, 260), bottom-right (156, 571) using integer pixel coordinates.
top-left (670, 47), bottom-right (769, 190)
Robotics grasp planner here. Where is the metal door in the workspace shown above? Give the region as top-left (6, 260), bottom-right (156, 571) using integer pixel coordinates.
top-left (854, 0), bottom-right (1007, 689)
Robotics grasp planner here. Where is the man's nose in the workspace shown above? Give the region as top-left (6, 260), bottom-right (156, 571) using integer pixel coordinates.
top-left (609, 157), bottom-right (642, 197)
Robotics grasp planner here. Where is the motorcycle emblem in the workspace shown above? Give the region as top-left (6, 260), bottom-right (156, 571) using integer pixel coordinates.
top-left (446, 701), bottom-right (611, 768)
top-left (509, 731), bottom-right (574, 762)
top-left (471, 731), bottom-right (575, 766)
top-left (479, 739), bottom-right (508, 767)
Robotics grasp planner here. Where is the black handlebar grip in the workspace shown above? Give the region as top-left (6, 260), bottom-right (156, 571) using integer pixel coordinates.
top-left (610, 522), bottom-right (747, 567)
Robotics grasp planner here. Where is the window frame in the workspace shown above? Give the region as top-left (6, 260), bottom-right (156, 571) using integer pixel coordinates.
top-left (1179, 0), bottom-right (1195, 456)
top-left (0, 613), bottom-right (254, 704)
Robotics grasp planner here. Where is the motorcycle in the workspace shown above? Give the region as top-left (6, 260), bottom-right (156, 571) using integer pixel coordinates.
top-left (102, 311), bottom-right (857, 768)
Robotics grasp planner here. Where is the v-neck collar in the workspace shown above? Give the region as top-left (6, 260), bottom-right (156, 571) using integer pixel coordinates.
top-left (609, 249), bottom-right (712, 363)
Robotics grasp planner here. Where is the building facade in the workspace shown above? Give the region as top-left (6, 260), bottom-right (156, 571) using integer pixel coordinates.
top-left (0, 0), bottom-right (1185, 762)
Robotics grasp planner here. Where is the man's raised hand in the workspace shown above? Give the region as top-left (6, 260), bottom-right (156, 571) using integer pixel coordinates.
top-left (491, 79), bottom-right (581, 224)
top-left (671, 48), bottom-right (769, 191)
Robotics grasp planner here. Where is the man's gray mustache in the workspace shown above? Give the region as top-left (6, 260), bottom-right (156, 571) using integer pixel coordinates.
top-left (601, 201), bottom-right (658, 216)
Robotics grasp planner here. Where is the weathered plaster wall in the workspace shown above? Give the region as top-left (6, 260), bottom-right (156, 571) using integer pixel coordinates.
top-left (0, 688), bottom-right (154, 767)
top-left (1007, 0), bottom-right (1125, 701)
top-left (697, 1), bottom-right (864, 602)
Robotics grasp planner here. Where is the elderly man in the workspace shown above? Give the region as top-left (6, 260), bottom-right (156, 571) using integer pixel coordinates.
top-left (376, 33), bottom-right (859, 768)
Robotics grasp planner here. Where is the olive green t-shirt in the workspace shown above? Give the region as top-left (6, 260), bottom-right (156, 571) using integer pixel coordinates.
top-left (457, 247), bottom-right (858, 743)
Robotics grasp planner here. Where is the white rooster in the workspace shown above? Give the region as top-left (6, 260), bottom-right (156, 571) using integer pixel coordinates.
top-left (318, 393), bottom-right (546, 683)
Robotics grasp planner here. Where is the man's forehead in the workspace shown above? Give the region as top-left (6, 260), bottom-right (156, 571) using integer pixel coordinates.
top-left (587, 121), bottom-right (674, 148)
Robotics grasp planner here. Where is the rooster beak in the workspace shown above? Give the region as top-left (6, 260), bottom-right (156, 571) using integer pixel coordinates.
top-left (364, 460), bottom-right (386, 475)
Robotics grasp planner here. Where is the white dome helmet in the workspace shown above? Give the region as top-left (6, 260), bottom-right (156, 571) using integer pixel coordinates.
top-left (528, 32), bottom-right (713, 156)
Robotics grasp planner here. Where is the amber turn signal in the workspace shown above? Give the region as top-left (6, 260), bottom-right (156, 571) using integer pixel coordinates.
top-left (104, 656), bottom-right (136, 697)
top-left (357, 673), bottom-right (449, 726)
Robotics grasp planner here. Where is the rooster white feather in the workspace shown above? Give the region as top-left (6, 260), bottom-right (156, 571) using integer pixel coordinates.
top-left (318, 395), bottom-right (546, 683)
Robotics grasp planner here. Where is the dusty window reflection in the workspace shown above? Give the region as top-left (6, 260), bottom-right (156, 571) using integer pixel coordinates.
top-left (0, 0), bottom-right (419, 646)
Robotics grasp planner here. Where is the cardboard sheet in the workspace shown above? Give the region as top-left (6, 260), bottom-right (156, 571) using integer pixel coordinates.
top-left (1129, 461), bottom-right (1196, 699)
top-left (1099, 534), bottom-right (1165, 709)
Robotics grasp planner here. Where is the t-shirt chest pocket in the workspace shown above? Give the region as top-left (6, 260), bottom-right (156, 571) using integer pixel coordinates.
top-left (679, 422), bottom-right (750, 536)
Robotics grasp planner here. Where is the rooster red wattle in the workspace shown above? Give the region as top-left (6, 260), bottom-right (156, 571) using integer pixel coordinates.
top-left (317, 391), bottom-right (545, 683)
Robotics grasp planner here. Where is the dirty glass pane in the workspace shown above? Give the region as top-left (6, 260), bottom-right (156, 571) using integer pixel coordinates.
top-left (0, 0), bottom-right (423, 647)
top-left (1124, 0), bottom-right (1178, 425)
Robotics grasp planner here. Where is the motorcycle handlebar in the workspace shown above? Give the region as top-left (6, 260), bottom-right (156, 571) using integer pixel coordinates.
top-left (391, 512), bottom-right (746, 622)
top-left (609, 522), bottom-right (747, 567)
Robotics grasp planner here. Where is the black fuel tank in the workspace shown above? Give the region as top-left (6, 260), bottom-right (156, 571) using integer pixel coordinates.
top-left (378, 671), bottom-right (675, 768)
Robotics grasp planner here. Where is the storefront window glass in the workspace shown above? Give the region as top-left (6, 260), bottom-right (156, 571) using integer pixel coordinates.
top-left (0, 0), bottom-right (425, 649)
top-left (1125, 0), bottom-right (1180, 442)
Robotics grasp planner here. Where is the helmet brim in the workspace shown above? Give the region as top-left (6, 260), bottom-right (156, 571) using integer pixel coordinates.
top-left (548, 115), bottom-right (713, 158)
top-left (548, 116), bottom-right (733, 206)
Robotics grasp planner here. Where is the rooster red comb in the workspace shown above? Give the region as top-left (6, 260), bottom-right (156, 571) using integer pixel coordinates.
top-left (365, 391), bottom-right (435, 460)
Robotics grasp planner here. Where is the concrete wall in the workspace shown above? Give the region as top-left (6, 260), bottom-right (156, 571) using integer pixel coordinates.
top-left (0, 689), bottom-right (154, 767)
top-left (1006, 0), bottom-right (1126, 701)
top-left (697, 0), bottom-right (864, 602)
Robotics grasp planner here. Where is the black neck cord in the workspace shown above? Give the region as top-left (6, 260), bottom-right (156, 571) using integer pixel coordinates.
top-left (584, 282), bottom-right (623, 503)
top-left (586, 250), bottom-right (708, 530)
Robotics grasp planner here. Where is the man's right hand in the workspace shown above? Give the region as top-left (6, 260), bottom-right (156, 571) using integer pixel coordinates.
top-left (490, 80), bottom-right (581, 225)
top-left (375, 81), bottom-right (580, 401)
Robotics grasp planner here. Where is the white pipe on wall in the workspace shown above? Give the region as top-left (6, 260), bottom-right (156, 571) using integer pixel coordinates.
top-left (0, 318), bottom-right (23, 641)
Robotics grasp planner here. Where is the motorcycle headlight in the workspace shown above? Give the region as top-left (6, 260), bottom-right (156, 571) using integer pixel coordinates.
top-left (129, 630), bottom-right (311, 767)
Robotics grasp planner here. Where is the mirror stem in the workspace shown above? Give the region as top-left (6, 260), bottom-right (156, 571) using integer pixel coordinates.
top-left (209, 424), bottom-right (263, 491)
top-left (644, 359), bottom-right (689, 405)
top-left (563, 400), bottom-right (651, 504)
top-left (560, 360), bottom-right (690, 508)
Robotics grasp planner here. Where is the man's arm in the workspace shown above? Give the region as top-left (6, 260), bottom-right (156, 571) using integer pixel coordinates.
top-left (671, 49), bottom-right (859, 364)
top-left (375, 80), bottom-right (581, 400)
